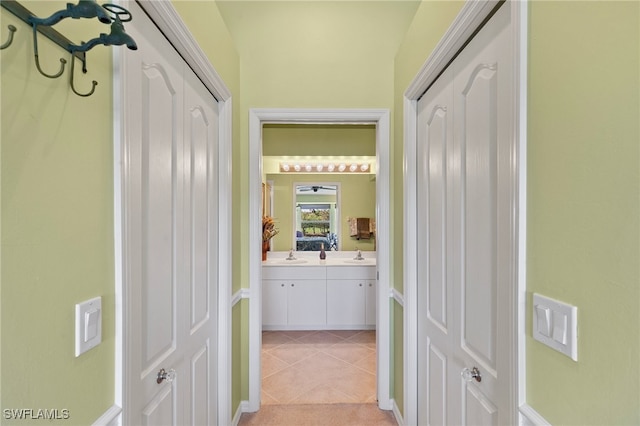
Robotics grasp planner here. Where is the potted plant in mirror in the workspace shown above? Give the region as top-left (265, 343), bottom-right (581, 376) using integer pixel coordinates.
top-left (262, 216), bottom-right (279, 261)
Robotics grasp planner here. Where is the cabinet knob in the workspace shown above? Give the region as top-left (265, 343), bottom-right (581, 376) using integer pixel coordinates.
top-left (291, 283), bottom-right (295, 287)
top-left (369, 283), bottom-right (372, 287)
top-left (359, 283), bottom-right (363, 287)
top-left (281, 283), bottom-right (285, 287)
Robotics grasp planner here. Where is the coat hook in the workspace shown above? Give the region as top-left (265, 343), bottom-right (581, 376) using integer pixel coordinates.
top-left (69, 53), bottom-right (97, 97)
top-left (32, 24), bottom-right (66, 78)
top-left (1, 25), bottom-right (17, 50)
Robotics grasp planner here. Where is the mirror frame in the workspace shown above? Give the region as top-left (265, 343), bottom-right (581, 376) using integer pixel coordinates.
top-left (292, 181), bottom-right (341, 251)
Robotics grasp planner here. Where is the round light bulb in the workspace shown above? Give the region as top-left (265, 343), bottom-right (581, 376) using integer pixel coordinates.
top-left (349, 164), bottom-right (358, 172)
top-left (282, 164), bottom-right (290, 172)
top-left (316, 164), bottom-right (324, 172)
top-left (294, 164), bottom-right (301, 172)
top-left (338, 163), bottom-right (346, 172)
top-left (327, 164), bottom-right (335, 172)
top-left (360, 163), bottom-right (369, 172)
top-left (305, 164), bottom-right (312, 172)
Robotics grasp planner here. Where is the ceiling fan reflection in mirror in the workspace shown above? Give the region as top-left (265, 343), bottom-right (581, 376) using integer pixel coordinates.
top-left (298, 185), bottom-right (337, 193)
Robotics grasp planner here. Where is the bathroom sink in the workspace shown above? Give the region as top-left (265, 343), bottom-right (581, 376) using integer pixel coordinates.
top-left (342, 259), bottom-right (375, 264)
top-left (273, 259), bottom-right (308, 264)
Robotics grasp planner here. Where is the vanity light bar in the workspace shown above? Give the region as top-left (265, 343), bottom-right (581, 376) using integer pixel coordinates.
top-left (279, 162), bottom-right (371, 173)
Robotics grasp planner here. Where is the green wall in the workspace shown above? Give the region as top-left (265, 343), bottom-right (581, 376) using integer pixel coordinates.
top-left (267, 173), bottom-right (376, 252)
top-left (526, 2), bottom-right (639, 423)
top-left (263, 124), bottom-right (376, 157)
top-left (1, 4), bottom-right (115, 423)
top-left (394, 0), bottom-right (639, 423)
top-left (1, 1), bottom-right (240, 423)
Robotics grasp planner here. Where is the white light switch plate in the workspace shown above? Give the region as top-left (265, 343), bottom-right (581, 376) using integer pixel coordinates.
top-left (75, 296), bottom-right (102, 357)
top-left (533, 293), bottom-right (578, 361)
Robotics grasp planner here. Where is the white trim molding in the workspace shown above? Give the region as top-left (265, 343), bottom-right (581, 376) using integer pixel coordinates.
top-left (519, 404), bottom-right (551, 426)
top-left (93, 405), bottom-right (122, 426)
top-left (248, 108), bottom-right (392, 412)
top-left (232, 401), bottom-right (250, 426)
top-left (114, 1), bottom-right (233, 425)
top-left (403, 1), bottom-right (527, 424)
top-left (391, 288), bottom-right (405, 307)
top-left (232, 288), bottom-right (251, 306)
top-left (391, 399), bottom-right (404, 426)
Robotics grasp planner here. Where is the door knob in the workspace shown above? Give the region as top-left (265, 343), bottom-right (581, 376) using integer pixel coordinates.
top-left (461, 366), bottom-right (482, 383)
top-left (156, 368), bottom-right (176, 384)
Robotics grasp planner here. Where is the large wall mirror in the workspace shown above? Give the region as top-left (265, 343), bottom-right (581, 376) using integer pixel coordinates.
top-left (265, 172), bottom-right (375, 252)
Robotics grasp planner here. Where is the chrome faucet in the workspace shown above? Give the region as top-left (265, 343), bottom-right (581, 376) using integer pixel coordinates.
top-left (286, 249), bottom-right (297, 261)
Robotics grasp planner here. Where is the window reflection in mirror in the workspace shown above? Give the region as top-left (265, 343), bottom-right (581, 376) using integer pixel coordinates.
top-left (294, 184), bottom-right (340, 251)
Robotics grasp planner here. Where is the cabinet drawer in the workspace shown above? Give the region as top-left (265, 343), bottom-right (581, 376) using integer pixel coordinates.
top-left (326, 266), bottom-right (376, 280)
top-left (263, 266), bottom-right (327, 280)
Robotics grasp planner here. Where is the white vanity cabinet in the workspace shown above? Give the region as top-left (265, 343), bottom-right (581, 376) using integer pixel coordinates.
top-left (262, 280), bottom-right (287, 326)
top-left (288, 280), bottom-right (326, 326)
top-left (262, 266), bottom-right (327, 329)
top-left (262, 263), bottom-right (376, 330)
top-left (326, 266), bottom-right (376, 328)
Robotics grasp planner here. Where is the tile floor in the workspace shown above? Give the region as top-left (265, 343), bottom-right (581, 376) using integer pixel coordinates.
top-left (261, 330), bottom-right (377, 405)
top-left (237, 403), bottom-right (397, 426)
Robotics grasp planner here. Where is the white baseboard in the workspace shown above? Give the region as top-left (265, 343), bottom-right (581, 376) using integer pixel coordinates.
top-left (519, 404), bottom-right (551, 426)
top-left (232, 400), bottom-right (251, 426)
top-left (391, 398), bottom-right (404, 426)
top-left (93, 405), bottom-right (122, 426)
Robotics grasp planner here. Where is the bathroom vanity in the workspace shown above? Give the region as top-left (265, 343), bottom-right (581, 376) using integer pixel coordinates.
top-left (262, 256), bottom-right (376, 330)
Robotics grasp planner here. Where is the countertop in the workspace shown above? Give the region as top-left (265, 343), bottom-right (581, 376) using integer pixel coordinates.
top-left (262, 251), bottom-right (376, 267)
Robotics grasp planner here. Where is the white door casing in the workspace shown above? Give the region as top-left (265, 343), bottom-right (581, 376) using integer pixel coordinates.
top-left (115, 1), bottom-right (233, 424)
top-left (406, 0), bottom-right (527, 424)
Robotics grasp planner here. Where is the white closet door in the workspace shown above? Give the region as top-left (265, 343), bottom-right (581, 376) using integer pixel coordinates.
top-left (417, 2), bottom-right (515, 424)
top-left (122, 2), bottom-right (219, 424)
top-left (182, 64), bottom-right (220, 426)
top-left (417, 69), bottom-right (456, 425)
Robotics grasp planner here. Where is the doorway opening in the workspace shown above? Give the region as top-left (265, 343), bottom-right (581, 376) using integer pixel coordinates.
top-left (248, 108), bottom-right (392, 412)
top-left (261, 124), bottom-right (376, 405)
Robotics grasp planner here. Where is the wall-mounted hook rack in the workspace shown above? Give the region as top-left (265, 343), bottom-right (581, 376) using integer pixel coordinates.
top-left (1, 24), bottom-right (17, 49)
top-left (1, 1), bottom-right (88, 71)
top-left (0, 0), bottom-right (136, 97)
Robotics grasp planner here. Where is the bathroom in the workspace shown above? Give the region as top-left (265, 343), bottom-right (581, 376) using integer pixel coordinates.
top-left (260, 123), bottom-right (378, 405)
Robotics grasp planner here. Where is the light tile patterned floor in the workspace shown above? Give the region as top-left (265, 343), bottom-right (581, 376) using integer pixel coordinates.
top-left (261, 330), bottom-right (377, 405)
top-left (238, 403), bottom-right (397, 426)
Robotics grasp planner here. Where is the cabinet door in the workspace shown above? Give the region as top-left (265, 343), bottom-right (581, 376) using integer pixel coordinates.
top-left (327, 280), bottom-right (366, 326)
top-left (365, 280), bottom-right (376, 326)
top-left (288, 280), bottom-right (326, 326)
top-left (263, 280), bottom-right (287, 326)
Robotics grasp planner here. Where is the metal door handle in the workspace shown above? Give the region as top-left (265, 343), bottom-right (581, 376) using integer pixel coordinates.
top-left (157, 368), bottom-right (175, 384)
top-left (461, 366), bottom-right (481, 383)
